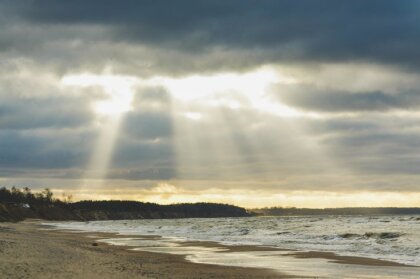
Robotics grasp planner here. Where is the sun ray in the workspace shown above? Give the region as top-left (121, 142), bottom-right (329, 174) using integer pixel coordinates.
top-left (60, 66), bottom-right (351, 202)
top-left (61, 73), bottom-right (138, 188)
top-left (150, 65), bottom-right (355, 207)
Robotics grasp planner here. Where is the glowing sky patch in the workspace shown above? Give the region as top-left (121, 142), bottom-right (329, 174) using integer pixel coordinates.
top-left (61, 73), bottom-right (138, 116)
top-left (61, 73), bottom-right (139, 188)
top-left (2, 1), bottom-right (420, 207)
top-left (150, 66), bottom-right (307, 118)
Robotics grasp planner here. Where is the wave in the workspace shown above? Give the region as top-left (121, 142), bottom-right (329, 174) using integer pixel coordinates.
top-left (338, 233), bottom-right (360, 239)
top-left (46, 215), bottom-right (420, 266)
top-left (364, 232), bottom-right (404, 239)
top-left (338, 232), bottom-right (403, 240)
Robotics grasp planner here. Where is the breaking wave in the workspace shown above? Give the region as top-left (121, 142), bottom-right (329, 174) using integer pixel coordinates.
top-left (339, 232), bottom-right (403, 239)
top-left (47, 214), bottom-right (420, 266)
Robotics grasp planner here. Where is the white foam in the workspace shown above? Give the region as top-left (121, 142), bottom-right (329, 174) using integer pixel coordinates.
top-left (45, 215), bottom-right (420, 266)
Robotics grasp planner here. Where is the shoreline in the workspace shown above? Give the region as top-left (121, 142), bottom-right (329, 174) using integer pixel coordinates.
top-left (0, 220), bottom-right (292, 278)
top-left (42, 219), bottom-right (414, 268)
top-left (1, 220), bottom-right (419, 278)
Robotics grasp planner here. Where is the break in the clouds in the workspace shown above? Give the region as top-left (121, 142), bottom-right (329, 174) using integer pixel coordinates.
top-left (1, 1), bottom-right (420, 207)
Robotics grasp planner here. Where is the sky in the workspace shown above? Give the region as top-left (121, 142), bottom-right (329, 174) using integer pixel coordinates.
top-left (1, 1), bottom-right (420, 208)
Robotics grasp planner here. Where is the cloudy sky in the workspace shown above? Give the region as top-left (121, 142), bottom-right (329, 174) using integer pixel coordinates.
top-left (1, 1), bottom-right (420, 207)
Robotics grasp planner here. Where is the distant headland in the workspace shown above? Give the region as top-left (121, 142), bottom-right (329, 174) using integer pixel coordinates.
top-left (0, 187), bottom-right (250, 222)
top-left (1, 187), bottom-right (420, 222)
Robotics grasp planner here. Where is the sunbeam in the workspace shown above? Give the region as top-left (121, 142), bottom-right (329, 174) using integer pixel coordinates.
top-left (62, 73), bottom-right (138, 117)
top-left (150, 66), bottom-right (305, 117)
top-left (59, 66), bottom-right (349, 203)
top-left (152, 66), bottom-right (336, 193)
top-left (61, 73), bottom-right (138, 187)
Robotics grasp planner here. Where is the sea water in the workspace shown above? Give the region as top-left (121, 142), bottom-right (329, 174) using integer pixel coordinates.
top-left (47, 215), bottom-right (420, 266)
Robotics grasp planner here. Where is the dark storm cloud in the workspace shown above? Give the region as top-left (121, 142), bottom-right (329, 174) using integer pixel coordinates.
top-left (13, 0), bottom-right (420, 69)
top-left (0, 129), bottom-right (92, 169)
top-left (123, 112), bottom-right (172, 140)
top-left (277, 85), bottom-right (420, 112)
top-left (132, 86), bottom-right (172, 112)
top-left (0, 68), bottom-right (98, 130)
top-left (292, 114), bottom-right (420, 176)
top-left (123, 87), bottom-right (173, 140)
top-left (111, 132), bottom-right (175, 180)
top-left (323, 130), bottom-right (420, 175)
top-left (0, 96), bottom-right (93, 129)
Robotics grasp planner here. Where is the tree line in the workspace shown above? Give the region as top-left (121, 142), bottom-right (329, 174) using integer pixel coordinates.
top-left (254, 206), bottom-right (420, 216)
top-left (0, 186), bottom-right (61, 205)
top-left (0, 186), bottom-right (250, 221)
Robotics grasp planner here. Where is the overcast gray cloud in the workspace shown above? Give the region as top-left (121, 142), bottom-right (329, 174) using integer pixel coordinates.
top-left (0, 128), bottom-right (91, 169)
top-left (1, 1), bottom-right (420, 205)
top-left (10, 0), bottom-right (420, 70)
top-left (0, 95), bottom-right (93, 129)
top-left (277, 85), bottom-right (420, 112)
top-left (0, 1), bottom-right (419, 76)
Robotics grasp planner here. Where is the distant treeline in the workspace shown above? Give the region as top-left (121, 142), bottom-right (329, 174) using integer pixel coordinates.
top-left (72, 200), bottom-right (249, 218)
top-left (0, 187), bottom-right (62, 205)
top-left (0, 187), bottom-right (250, 222)
top-left (3, 187), bottom-right (419, 222)
top-left (254, 207), bottom-right (420, 216)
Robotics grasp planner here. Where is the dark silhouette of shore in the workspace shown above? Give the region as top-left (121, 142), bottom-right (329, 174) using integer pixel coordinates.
top-left (0, 187), bottom-right (249, 222)
top-left (2, 187), bottom-right (419, 222)
top-left (254, 206), bottom-right (420, 216)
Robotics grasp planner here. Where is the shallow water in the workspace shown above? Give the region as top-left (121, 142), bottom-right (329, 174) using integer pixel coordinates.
top-left (47, 215), bottom-right (420, 267)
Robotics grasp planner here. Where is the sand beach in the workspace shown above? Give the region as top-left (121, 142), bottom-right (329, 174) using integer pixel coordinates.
top-left (0, 220), bottom-right (288, 279)
top-left (1, 220), bottom-right (419, 278)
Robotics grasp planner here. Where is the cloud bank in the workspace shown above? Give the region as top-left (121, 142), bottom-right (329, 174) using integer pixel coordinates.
top-left (1, 1), bottom-right (420, 206)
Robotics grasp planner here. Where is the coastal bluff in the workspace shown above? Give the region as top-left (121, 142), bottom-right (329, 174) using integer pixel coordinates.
top-left (0, 187), bottom-right (250, 222)
top-left (0, 201), bottom-right (251, 222)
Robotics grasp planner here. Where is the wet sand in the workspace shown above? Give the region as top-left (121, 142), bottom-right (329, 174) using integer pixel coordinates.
top-left (178, 241), bottom-right (408, 266)
top-left (1, 220), bottom-right (418, 278)
top-left (0, 220), bottom-right (291, 279)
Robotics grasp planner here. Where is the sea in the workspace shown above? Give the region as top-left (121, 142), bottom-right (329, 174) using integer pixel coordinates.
top-left (47, 215), bottom-right (420, 267)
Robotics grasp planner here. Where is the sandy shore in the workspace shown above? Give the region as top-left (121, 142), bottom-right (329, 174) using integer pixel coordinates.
top-left (1, 220), bottom-right (419, 279)
top-left (0, 220), bottom-right (289, 279)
